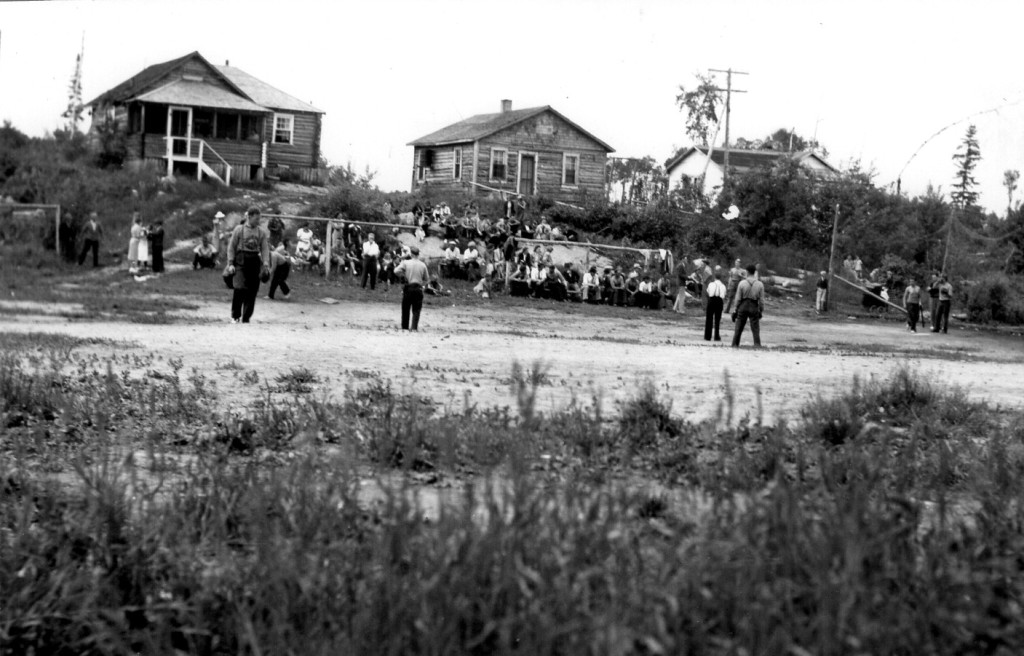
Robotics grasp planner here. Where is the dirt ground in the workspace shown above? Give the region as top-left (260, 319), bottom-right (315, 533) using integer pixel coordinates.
top-left (2, 290), bottom-right (1022, 425)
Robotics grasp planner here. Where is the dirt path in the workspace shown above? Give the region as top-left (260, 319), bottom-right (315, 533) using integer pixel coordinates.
top-left (2, 294), bottom-right (1022, 424)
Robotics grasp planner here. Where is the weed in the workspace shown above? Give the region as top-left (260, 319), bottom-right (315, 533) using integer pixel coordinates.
top-left (275, 366), bottom-right (319, 394)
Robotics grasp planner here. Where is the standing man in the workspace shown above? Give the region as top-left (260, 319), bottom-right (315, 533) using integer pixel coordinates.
top-left (815, 270), bottom-right (829, 314)
top-left (903, 277), bottom-right (922, 333)
top-left (724, 258), bottom-right (743, 313)
top-left (932, 274), bottom-right (953, 334)
top-left (393, 246), bottom-right (429, 330)
top-left (361, 232), bottom-right (380, 290)
top-left (731, 264), bottom-right (765, 348)
top-left (78, 212), bottom-right (102, 267)
top-left (226, 207), bottom-right (271, 324)
top-left (705, 269), bottom-right (726, 341)
top-left (927, 271), bottom-right (941, 331)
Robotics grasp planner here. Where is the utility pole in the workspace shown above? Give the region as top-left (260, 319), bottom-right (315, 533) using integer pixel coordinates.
top-left (708, 68), bottom-right (748, 190)
top-left (942, 207), bottom-right (955, 275)
top-left (827, 203), bottom-right (840, 312)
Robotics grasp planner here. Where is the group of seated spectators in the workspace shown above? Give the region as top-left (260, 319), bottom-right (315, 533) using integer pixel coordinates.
top-left (507, 259), bottom-right (674, 308)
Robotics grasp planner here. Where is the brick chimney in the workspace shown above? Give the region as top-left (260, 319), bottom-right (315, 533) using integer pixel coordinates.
top-left (500, 99), bottom-right (512, 113)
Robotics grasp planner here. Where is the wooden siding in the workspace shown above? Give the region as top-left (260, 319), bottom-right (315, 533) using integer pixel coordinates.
top-left (473, 110), bottom-right (608, 202)
top-left (410, 144), bottom-right (474, 191)
top-left (263, 111), bottom-right (319, 168)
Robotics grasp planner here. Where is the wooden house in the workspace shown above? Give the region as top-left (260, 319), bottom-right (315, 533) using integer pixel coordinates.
top-left (665, 146), bottom-right (837, 199)
top-left (408, 100), bottom-right (614, 202)
top-left (86, 51), bottom-right (326, 185)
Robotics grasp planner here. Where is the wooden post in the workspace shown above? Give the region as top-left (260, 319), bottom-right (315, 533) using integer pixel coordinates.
top-left (55, 205), bottom-right (62, 261)
top-left (826, 202), bottom-right (840, 311)
top-left (325, 221), bottom-right (333, 282)
top-left (942, 206), bottom-right (954, 275)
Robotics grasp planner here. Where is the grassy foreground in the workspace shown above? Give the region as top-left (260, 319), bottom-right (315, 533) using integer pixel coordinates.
top-left (2, 338), bottom-right (1024, 655)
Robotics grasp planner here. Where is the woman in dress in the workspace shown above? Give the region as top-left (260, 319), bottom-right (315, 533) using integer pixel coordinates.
top-left (128, 213), bottom-right (144, 272)
top-left (136, 221), bottom-right (150, 271)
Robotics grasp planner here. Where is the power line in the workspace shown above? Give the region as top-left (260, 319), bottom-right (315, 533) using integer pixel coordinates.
top-left (708, 68), bottom-right (748, 189)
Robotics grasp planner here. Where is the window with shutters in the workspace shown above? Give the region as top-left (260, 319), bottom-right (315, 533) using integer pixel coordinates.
top-left (273, 113), bottom-right (294, 145)
top-left (562, 153), bottom-right (579, 187)
top-left (490, 148), bottom-right (508, 181)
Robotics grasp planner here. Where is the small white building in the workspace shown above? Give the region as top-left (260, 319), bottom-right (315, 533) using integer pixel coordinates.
top-left (665, 147), bottom-right (837, 199)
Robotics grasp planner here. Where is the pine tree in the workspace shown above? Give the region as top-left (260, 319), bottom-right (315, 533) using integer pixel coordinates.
top-left (950, 124), bottom-right (981, 211)
top-left (61, 49), bottom-right (84, 133)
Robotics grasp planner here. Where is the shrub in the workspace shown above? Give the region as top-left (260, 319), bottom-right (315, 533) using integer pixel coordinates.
top-left (965, 273), bottom-right (1024, 324)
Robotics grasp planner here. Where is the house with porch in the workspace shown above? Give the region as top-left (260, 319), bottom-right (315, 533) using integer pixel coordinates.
top-left (665, 146), bottom-right (837, 199)
top-left (86, 51), bottom-right (325, 185)
top-left (407, 100), bottom-right (614, 203)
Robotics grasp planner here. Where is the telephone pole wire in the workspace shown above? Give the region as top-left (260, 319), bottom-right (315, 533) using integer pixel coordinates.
top-left (709, 68), bottom-right (748, 190)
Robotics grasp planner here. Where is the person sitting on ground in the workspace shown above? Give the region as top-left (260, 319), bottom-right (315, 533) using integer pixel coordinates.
top-left (564, 262), bottom-right (582, 302)
top-left (509, 263), bottom-right (532, 297)
top-left (266, 240), bottom-right (292, 300)
top-left (463, 241), bottom-right (482, 281)
top-left (610, 267), bottom-right (627, 306)
top-left (637, 275), bottom-right (656, 309)
top-left (550, 224), bottom-right (565, 241)
top-left (426, 275), bottom-right (451, 297)
top-left (625, 272), bottom-right (640, 306)
top-left (295, 222), bottom-right (314, 261)
top-left (655, 273), bottom-right (673, 310)
top-left (442, 240), bottom-right (462, 278)
top-left (507, 214), bottom-right (521, 237)
top-left (345, 242), bottom-right (362, 276)
top-left (193, 236), bottom-right (218, 270)
top-left (529, 261), bottom-right (544, 297)
top-left (600, 267), bottom-right (613, 304)
top-left (521, 221), bottom-right (535, 240)
top-left (460, 213), bottom-right (476, 240)
top-left (628, 263), bottom-right (642, 281)
top-left (541, 246), bottom-right (555, 267)
top-left (516, 245), bottom-right (533, 269)
top-left (581, 266), bottom-right (601, 303)
top-left (535, 217), bottom-right (552, 239)
top-left (443, 213), bottom-right (459, 241)
top-left (540, 264), bottom-right (568, 301)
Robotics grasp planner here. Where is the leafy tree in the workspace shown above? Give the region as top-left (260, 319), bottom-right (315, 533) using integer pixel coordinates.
top-left (734, 128), bottom-right (824, 155)
top-left (950, 124), bottom-right (981, 211)
top-left (675, 73), bottom-right (721, 147)
top-left (607, 156), bottom-right (667, 205)
top-left (1003, 169), bottom-right (1019, 217)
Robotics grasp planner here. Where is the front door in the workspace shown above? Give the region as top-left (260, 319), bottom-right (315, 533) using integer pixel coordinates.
top-left (167, 107), bottom-right (192, 156)
top-left (519, 154), bottom-right (535, 196)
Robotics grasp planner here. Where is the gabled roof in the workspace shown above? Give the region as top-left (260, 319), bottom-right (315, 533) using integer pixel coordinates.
top-left (216, 65), bottom-right (324, 114)
top-left (408, 105), bottom-right (614, 152)
top-left (665, 146), bottom-right (837, 175)
top-left (86, 51), bottom-right (246, 107)
top-left (134, 78), bottom-right (269, 112)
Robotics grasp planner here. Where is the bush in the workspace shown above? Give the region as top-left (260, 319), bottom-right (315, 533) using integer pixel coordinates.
top-left (965, 273), bottom-right (1024, 324)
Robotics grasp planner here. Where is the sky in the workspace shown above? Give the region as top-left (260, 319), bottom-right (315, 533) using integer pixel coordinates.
top-left (2, 0), bottom-right (1024, 215)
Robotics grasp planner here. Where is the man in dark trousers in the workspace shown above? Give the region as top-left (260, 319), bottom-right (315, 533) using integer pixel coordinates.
top-left (704, 268), bottom-right (726, 341)
top-left (927, 271), bottom-right (941, 331)
top-left (932, 274), bottom-right (953, 334)
top-left (226, 207), bottom-right (271, 324)
top-left (266, 240), bottom-right (292, 300)
top-left (903, 277), bottom-right (922, 333)
top-left (731, 264), bottom-right (765, 348)
top-left (78, 212), bottom-right (102, 267)
top-left (815, 270), bottom-right (829, 313)
top-left (394, 246), bottom-right (429, 330)
top-left (361, 232), bottom-right (380, 290)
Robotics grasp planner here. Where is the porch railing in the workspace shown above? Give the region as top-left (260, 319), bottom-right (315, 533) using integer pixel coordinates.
top-left (164, 137), bottom-right (232, 186)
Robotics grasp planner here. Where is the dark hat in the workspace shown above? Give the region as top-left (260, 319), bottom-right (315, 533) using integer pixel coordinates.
top-left (410, 246), bottom-right (420, 255)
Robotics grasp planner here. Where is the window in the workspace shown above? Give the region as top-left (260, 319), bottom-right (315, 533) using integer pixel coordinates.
top-left (417, 150), bottom-right (425, 182)
top-left (241, 115), bottom-right (261, 142)
top-left (192, 109), bottom-right (213, 139)
top-left (562, 153), bottom-right (579, 186)
top-left (273, 113), bottom-right (294, 144)
top-left (490, 148), bottom-right (508, 181)
top-left (453, 147), bottom-right (463, 180)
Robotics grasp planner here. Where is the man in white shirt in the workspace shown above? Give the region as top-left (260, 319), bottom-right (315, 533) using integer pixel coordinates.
top-left (361, 232), bottom-right (381, 290)
top-left (535, 217), bottom-right (552, 239)
top-left (462, 240), bottom-right (481, 280)
top-left (581, 266), bottom-right (600, 303)
top-left (705, 268), bottom-right (727, 342)
top-left (637, 275), bottom-right (655, 309)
